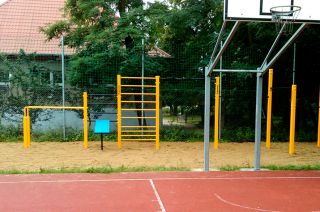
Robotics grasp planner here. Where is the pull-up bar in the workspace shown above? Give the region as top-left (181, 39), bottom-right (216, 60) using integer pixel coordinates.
top-left (23, 92), bottom-right (89, 149)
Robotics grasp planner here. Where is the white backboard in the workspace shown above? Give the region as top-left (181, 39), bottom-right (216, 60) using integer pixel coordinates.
top-left (224, 0), bottom-right (320, 23)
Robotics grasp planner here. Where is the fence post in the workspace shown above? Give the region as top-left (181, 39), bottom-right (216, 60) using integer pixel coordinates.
top-left (23, 107), bottom-right (28, 148)
top-left (83, 92), bottom-right (88, 149)
top-left (289, 85), bottom-right (297, 155)
top-left (117, 75), bottom-right (122, 149)
top-left (266, 69), bottom-right (273, 149)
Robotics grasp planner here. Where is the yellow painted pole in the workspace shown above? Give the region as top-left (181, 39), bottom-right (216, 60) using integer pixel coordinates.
top-left (83, 92), bottom-right (88, 149)
top-left (155, 76), bottom-right (160, 150)
top-left (23, 107), bottom-right (28, 148)
top-left (214, 76), bottom-right (220, 149)
top-left (266, 69), bottom-right (273, 149)
top-left (317, 86), bottom-right (320, 147)
top-left (26, 108), bottom-right (31, 148)
top-left (289, 85), bottom-right (297, 155)
top-left (117, 75), bottom-right (122, 149)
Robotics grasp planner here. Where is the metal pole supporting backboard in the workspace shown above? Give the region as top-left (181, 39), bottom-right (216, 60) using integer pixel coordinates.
top-left (204, 67), bottom-right (211, 171)
top-left (254, 72), bottom-right (263, 170)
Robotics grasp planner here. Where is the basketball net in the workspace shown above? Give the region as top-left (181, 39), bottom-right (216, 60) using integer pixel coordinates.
top-left (270, 6), bottom-right (301, 35)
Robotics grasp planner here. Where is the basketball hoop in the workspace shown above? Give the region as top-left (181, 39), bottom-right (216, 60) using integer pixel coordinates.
top-left (270, 5), bottom-right (301, 35)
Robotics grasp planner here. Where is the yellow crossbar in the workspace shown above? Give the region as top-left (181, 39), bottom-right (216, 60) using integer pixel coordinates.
top-left (121, 101), bottom-right (156, 103)
top-left (122, 130), bottom-right (156, 133)
top-left (121, 109), bottom-right (156, 111)
top-left (121, 85), bottom-right (156, 88)
top-left (121, 77), bottom-right (156, 80)
top-left (26, 106), bottom-right (83, 110)
top-left (122, 117), bottom-right (156, 119)
top-left (121, 93), bottom-right (156, 96)
top-left (122, 126), bottom-right (156, 128)
top-left (122, 135), bottom-right (156, 137)
top-left (122, 139), bottom-right (157, 141)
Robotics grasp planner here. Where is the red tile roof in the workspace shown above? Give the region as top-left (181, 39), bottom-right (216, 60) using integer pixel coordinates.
top-left (0, 0), bottom-right (73, 55)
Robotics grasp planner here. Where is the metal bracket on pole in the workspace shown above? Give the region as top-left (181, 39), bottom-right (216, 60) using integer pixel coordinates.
top-left (208, 21), bottom-right (241, 77)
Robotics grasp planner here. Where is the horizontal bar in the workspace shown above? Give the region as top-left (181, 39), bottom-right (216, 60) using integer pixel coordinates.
top-left (26, 106), bottom-right (83, 110)
top-left (121, 101), bottom-right (156, 103)
top-left (122, 126), bottom-right (156, 128)
top-left (121, 135), bottom-right (156, 137)
top-left (121, 139), bottom-right (157, 141)
top-left (121, 109), bottom-right (156, 111)
top-left (121, 77), bottom-right (156, 80)
top-left (212, 69), bottom-right (260, 73)
top-left (122, 130), bottom-right (156, 133)
top-left (121, 93), bottom-right (156, 96)
top-left (121, 85), bottom-right (156, 88)
top-left (122, 117), bottom-right (156, 119)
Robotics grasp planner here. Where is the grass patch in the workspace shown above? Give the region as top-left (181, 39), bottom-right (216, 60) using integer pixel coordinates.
top-left (0, 166), bottom-right (190, 175)
top-left (218, 164), bottom-right (320, 171)
top-left (263, 164), bottom-right (320, 170)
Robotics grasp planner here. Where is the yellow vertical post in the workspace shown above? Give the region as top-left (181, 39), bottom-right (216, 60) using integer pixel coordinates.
top-left (214, 76), bottom-right (220, 149)
top-left (23, 107), bottom-right (28, 148)
top-left (117, 75), bottom-right (122, 149)
top-left (83, 92), bottom-right (89, 149)
top-left (289, 85), bottom-right (297, 155)
top-left (266, 69), bottom-right (273, 149)
top-left (317, 86), bottom-right (320, 147)
top-left (155, 76), bottom-right (160, 150)
top-left (26, 108), bottom-right (31, 148)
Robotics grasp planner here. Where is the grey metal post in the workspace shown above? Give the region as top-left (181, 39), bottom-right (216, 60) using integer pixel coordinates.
top-left (204, 67), bottom-right (211, 171)
top-left (293, 43), bottom-right (296, 84)
top-left (254, 72), bottom-right (263, 170)
top-left (61, 36), bottom-right (66, 140)
top-left (219, 41), bottom-right (222, 139)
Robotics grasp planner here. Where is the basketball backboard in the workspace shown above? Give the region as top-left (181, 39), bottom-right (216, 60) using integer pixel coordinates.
top-left (224, 0), bottom-right (320, 23)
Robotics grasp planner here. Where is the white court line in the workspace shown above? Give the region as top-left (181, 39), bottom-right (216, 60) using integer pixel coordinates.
top-left (214, 193), bottom-right (280, 212)
top-left (0, 176), bottom-right (319, 184)
top-left (149, 179), bottom-right (166, 212)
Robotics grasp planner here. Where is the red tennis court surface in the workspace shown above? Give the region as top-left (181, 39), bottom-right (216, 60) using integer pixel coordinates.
top-left (0, 171), bottom-right (319, 211)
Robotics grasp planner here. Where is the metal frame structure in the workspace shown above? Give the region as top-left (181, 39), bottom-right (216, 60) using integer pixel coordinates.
top-left (117, 75), bottom-right (160, 150)
top-left (23, 92), bottom-right (89, 149)
top-left (204, 19), bottom-right (310, 171)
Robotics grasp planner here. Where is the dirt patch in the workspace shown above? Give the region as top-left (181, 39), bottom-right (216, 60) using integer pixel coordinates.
top-left (0, 141), bottom-right (319, 171)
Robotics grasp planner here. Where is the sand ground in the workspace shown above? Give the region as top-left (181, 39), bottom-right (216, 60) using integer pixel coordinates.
top-left (0, 141), bottom-right (319, 171)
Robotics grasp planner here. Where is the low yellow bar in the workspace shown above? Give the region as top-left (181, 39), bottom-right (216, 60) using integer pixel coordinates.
top-left (121, 85), bottom-right (156, 88)
top-left (122, 117), bottom-right (156, 119)
top-left (122, 135), bottom-right (156, 137)
top-left (122, 93), bottom-right (156, 96)
top-left (121, 101), bottom-right (156, 103)
top-left (121, 77), bottom-right (156, 80)
top-left (122, 108), bottom-right (156, 111)
top-left (122, 126), bottom-right (156, 128)
top-left (289, 85), bottom-right (297, 155)
top-left (122, 130), bottom-right (156, 133)
top-left (27, 106), bottom-right (83, 110)
top-left (122, 139), bottom-right (157, 141)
